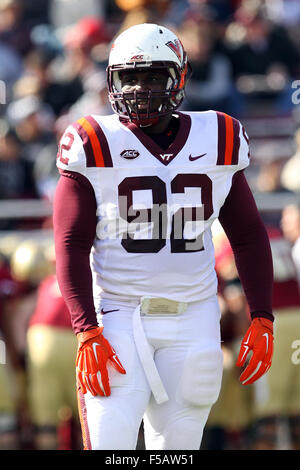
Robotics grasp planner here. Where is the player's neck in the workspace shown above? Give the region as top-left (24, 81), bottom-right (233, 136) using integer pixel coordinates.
top-left (140, 114), bottom-right (180, 150)
top-left (140, 113), bottom-right (174, 135)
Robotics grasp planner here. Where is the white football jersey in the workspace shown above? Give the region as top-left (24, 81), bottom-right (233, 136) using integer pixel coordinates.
top-left (56, 111), bottom-right (249, 304)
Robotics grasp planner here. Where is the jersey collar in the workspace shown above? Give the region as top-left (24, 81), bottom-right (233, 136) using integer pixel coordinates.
top-left (120, 112), bottom-right (191, 166)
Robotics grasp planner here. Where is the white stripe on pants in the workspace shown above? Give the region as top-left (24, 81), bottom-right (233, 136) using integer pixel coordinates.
top-left (81, 295), bottom-right (223, 450)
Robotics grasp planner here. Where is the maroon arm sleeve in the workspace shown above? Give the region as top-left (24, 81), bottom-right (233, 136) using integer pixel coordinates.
top-left (218, 171), bottom-right (274, 322)
top-left (53, 171), bottom-right (98, 334)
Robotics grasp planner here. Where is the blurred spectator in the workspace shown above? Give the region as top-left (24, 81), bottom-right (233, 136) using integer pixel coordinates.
top-left (26, 273), bottom-right (79, 450)
top-left (48, 17), bottom-right (111, 113)
top-left (0, 0), bottom-right (33, 56)
top-left (0, 240), bottom-right (34, 449)
top-left (0, 355), bottom-right (19, 449)
top-left (2, 238), bottom-right (59, 449)
top-left (202, 285), bottom-right (254, 450)
top-left (166, 0), bottom-right (235, 28)
top-left (179, 18), bottom-right (237, 115)
top-left (201, 229), bottom-right (254, 450)
top-left (49, 0), bottom-right (105, 30)
top-left (11, 240), bottom-right (80, 450)
top-left (31, 115), bottom-right (74, 202)
top-left (21, 0), bottom-right (51, 27)
top-left (66, 70), bottom-right (111, 121)
top-left (281, 204), bottom-right (300, 286)
top-left (224, 0), bottom-right (300, 113)
top-left (264, 0), bottom-right (300, 47)
top-left (264, 0), bottom-right (300, 26)
top-left (255, 160), bottom-right (287, 193)
top-left (6, 96), bottom-right (55, 164)
top-left (15, 47), bottom-right (83, 117)
top-left (0, 119), bottom-right (37, 200)
top-left (211, 224), bottom-right (300, 450)
top-left (20, 17), bottom-right (113, 202)
top-left (62, 16), bottom-right (111, 68)
top-left (0, 41), bottom-right (23, 105)
top-left (251, 226), bottom-right (300, 450)
top-left (281, 128), bottom-right (300, 193)
top-left (114, 0), bottom-right (171, 34)
top-left (0, 251), bottom-right (20, 449)
top-left (63, 16), bottom-right (110, 52)
top-left (29, 24), bottom-right (63, 57)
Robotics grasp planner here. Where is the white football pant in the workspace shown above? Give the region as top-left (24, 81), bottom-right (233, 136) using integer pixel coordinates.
top-left (78, 295), bottom-right (223, 450)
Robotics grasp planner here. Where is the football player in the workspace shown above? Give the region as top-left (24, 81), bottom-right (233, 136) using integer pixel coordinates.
top-left (53, 23), bottom-right (274, 450)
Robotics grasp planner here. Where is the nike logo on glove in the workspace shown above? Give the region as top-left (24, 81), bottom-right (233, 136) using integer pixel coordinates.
top-left (101, 309), bottom-right (120, 315)
top-left (189, 153), bottom-right (207, 161)
top-left (262, 332), bottom-right (269, 352)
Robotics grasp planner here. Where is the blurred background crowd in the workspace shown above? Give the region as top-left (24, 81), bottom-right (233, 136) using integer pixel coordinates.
top-left (0, 0), bottom-right (300, 451)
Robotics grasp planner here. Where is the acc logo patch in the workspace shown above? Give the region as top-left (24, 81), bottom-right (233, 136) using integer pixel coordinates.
top-left (120, 149), bottom-right (140, 159)
top-left (129, 54), bottom-right (144, 61)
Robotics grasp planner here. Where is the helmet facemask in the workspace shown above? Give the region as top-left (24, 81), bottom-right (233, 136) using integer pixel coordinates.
top-left (107, 61), bottom-right (187, 126)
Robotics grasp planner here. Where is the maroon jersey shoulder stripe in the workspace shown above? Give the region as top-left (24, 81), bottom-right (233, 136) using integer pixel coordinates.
top-left (216, 111), bottom-right (226, 165)
top-left (231, 117), bottom-right (241, 165)
top-left (72, 121), bottom-right (95, 167)
top-left (85, 115), bottom-right (113, 168)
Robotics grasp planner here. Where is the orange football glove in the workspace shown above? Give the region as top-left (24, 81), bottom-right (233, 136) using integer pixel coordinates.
top-left (76, 326), bottom-right (126, 396)
top-left (236, 317), bottom-right (274, 385)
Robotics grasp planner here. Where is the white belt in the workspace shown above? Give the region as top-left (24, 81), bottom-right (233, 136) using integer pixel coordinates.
top-left (132, 297), bottom-right (187, 405)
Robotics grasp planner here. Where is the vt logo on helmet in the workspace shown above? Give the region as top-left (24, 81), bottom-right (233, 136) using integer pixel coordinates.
top-left (106, 23), bottom-right (189, 127)
top-left (166, 39), bottom-right (183, 62)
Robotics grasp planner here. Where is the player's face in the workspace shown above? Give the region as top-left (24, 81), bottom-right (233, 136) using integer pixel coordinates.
top-left (119, 69), bottom-right (169, 114)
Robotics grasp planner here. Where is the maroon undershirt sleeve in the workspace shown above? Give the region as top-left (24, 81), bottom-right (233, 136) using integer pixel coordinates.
top-left (218, 170), bottom-right (274, 322)
top-left (53, 171), bottom-right (98, 334)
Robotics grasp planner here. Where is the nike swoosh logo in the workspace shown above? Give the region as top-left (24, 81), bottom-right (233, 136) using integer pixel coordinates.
top-left (92, 343), bottom-right (101, 363)
top-left (101, 308), bottom-right (120, 315)
top-left (189, 153), bottom-right (207, 161)
top-left (262, 333), bottom-right (269, 353)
